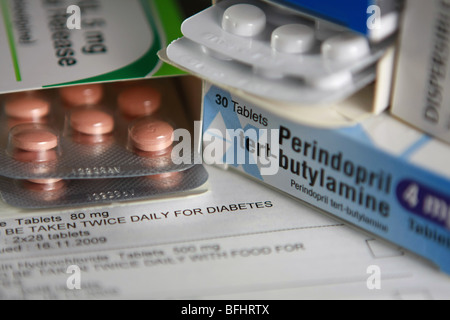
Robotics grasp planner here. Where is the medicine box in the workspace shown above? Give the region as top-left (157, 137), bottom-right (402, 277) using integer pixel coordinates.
top-left (391, 0), bottom-right (450, 145)
top-left (0, 0), bottom-right (185, 94)
top-left (200, 80), bottom-right (450, 274)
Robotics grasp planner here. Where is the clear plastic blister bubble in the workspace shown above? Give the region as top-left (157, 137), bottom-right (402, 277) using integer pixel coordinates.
top-left (0, 165), bottom-right (209, 209)
top-left (166, 0), bottom-right (394, 104)
top-left (0, 78), bottom-right (199, 180)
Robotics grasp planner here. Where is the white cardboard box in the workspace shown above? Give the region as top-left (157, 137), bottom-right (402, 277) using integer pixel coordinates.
top-left (392, 0), bottom-right (450, 144)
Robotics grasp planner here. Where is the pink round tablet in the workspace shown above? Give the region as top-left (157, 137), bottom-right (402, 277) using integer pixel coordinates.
top-left (146, 171), bottom-right (181, 189)
top-left (13, 149), bottom-right (58, 163)
top-left (7, 117), bottom-right (48, 130)
top-left (60, 84), bottom-right (104, 107)
top-left (28, 178), bottom-right (63, 185)
top-left (71, 130), bottom-right (114, 145)
top-left (11, 125), bottom-right (58, 152)
top-left (5, 90), bottom-right (41, 100)
top-left (24, 179), bottom-right (65, 193)
top-left (133, 144), bottom-right (173, 159)
top-left (5, 96), bottom-right (50, 119)
top-left (118, 85), bottom-right (162, 119)
top-left (70, 109), bottom-right (114, 135)
top-left (129, 119), bottom-right (174, 152)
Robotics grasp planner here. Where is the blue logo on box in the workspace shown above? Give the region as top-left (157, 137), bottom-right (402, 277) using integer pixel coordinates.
top-left (397, 179), bottom-right (450, 230)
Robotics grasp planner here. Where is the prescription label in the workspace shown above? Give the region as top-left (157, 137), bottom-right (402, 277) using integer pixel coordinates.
top-left (0, 0), bottom-right (184, 94)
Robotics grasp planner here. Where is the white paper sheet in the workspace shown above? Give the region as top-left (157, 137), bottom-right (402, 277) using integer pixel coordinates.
top-left (0, 165), bottom-right (449, 300)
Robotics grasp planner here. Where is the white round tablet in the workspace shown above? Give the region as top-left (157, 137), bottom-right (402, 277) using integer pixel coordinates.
top-left (306, 71), bottom-right (353, 90)
top-left (271, 24), bottom-right (315, 54)
top-left (222, 4), bottom-right (266, 37)
top-left (321, 33), bottom-right (370, 63)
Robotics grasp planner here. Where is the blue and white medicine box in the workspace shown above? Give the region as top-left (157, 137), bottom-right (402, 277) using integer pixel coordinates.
top-left (201, 81), bottom-right (450, 275)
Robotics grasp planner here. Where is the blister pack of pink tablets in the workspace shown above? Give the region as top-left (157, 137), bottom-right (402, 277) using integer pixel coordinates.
top-left (0, 78), bottom-right (200, 181)
top-left (0, 77), bottom-right (209, 209)
top-left (166, 0), bottom-right (395, 104)
top-left (0, 164), bottom-right (208, 209)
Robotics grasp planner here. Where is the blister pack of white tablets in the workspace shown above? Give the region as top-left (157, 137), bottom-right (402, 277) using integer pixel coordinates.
top-left (166, 0), bottom-right (394, 104)
top-left (0, 165), bottom-right (208, 209)
top-left (0, 78), bottom-right (199, 180)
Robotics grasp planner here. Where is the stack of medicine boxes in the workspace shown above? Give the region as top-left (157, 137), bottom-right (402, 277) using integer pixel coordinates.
top-left (161, 0), bottom-right (450, 274)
